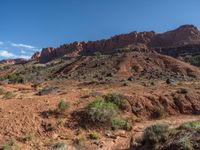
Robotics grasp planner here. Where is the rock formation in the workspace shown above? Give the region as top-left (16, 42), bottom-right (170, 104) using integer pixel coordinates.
top-left (32, 25), bottom-right (200, 63)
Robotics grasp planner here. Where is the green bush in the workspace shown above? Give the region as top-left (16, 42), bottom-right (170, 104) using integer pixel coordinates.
top-left (58, 100), bottom-right (69, 112)
top-left (111, 117), bottom-right (131, 130)
top-left (89, 132), bottom-right (99, 140)
top-left (2, 143), bottom-right (10, 150)
top-left (143, 124), bottom-right (169, 144)
top-left (104, 93), bottom-right (128, 110)
top-left (178, 121), bottom-right (200, 132)
top-left (3, 74), bottom-right (25, 84)
top-left (177, 135), bottom-right (193, 150)
top-left (94, 51), bottom-right (102, 59)
top-left (86, 96), bottom-right (118, 124)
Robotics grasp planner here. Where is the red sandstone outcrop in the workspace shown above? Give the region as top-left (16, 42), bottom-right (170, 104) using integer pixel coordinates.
top-left (150, 25), bottom-right (200, 47)
top-left (39, 32), bottom-right (156, 63)
top-left (33, 25), bottom-right (200, 63)
top-left (31, 51), bottom-right (41, 60)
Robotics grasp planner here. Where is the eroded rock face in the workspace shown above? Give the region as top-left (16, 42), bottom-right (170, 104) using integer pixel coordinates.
top-left (150, 25), bottom-right (200, 47)
top-left (38, 32), bottom-right (156, 63)
top-left (35, 25), bottom-right (200, 63)
top-left (31, 51), bottom-right (41, 60)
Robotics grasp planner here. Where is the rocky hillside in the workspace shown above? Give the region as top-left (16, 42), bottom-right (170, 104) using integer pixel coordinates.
top-left (54, 48), bottom-right (200, 81)
top-left (31, 25), bottom-right (200, 63)
top-left (0, 59), bottom-right (27, 66)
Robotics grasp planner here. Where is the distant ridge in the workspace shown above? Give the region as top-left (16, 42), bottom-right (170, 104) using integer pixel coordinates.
top-left (29, 24), bottom-right (200, 63)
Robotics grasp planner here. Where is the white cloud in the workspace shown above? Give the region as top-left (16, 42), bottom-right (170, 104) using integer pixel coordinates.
top-left (0, 41), bottom-right (3, 45)
top-left (0, 50), bottom-right (16, 58)
top-left (19, 55), bottom-right (31, 59)
top-left (20, 50), bottom-right (26, 54)
top-left (11, 43), bottom-right (35, 49)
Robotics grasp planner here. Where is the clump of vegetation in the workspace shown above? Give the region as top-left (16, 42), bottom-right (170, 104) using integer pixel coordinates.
top-left (1, 74), bottom-right (25, 84)
top-left (74, 135), bottom-right (86, 147)
top-left (132, 121), bottom-right (200, 150)
top-left (151, 106), bottom-right (166, 119)
top-left (2, 143), bottom-right (10, 150)
top-left (0, 87), bottom-right (6, 95)
top-left (178, 121), bottom-right (200, 132)
top-left (52, 141), bottom-right (67, 149)
top-left (89, 132), bottom-right (99, 140)
top-left (86, 96), bottom-right (118, 124)
top-left (94, 51), bottom-right (102, 59)
top-left (85, 94), bottom-right (131, 130)
top-left (58, 100), bottom-right (69, 112)
top-left (18, 134), bottom-right (33, 143)
top-left (37, 86), bottom-right (59, 96)
top-left (123, 81), bottom-right (129, 86)
top-left (104, 93), bottom-right (129, 111)
top-left (116, 47), bottom-right (134, 53)
top-left (3, 91), bottom-right (15, 99)
top-left (177, 134), bottom-right (193, 150)
top-left (32, 82), bottom-right (42, 91)
top-left (1, 140), bottom-right (20, 150)
top-left (184, 55), bottom-right (200, 67)
top-left (177, 88), bottom-right (189, 94)
top-left (111, 117), bottom-right (131, 130)
top-left (142, 124), bottom-right (169, 145)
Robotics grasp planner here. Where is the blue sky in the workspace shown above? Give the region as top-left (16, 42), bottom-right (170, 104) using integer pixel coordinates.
top-left (0, 0), bottom-right (200, 60)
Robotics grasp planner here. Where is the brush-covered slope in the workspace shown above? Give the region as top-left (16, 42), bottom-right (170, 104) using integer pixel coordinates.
top-left (54, 48), bottom-right (200, 81)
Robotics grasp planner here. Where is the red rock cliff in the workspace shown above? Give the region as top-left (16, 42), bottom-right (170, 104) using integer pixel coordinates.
top-left (34, 25), bottom-right (200, 63)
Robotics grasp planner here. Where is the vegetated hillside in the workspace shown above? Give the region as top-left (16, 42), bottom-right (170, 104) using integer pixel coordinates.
top-left (55, 48), bottom-right (200, 81)
top-left (1, 47), bottom-right (200, 84)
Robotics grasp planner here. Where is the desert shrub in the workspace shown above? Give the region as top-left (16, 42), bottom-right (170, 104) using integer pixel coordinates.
top-left (1, 141), bottom-right (20, 150)
top-left (142, 124), bottom-right (169, 145)
top-left (116, 48), bottom-right (133, 53)
top-left (32, 82), bottom-right (41, 90)
top-left (177, 134), bottom-right (193, 150)
top-left (178, 121), bottom-right (200, 132)
top-left (19, 134), bottom-right (32, 143)
top-left (52, 141), bottom-right (67, 150)
top-left (185, 55), bottom-right (200, 67)
top-left (4, 74), bottom-right (25, 84)
top-left (111, 117), bottom-right (131, 130)
top-left (89, 132), bottom-right (99, 140)
top-left (86, 96), bottom-right (118, 124)
top-left (104, 93), bottom-right (128, 110)
top-left (123, 81), bottom-right (129, 86)
top-left (151, 106), bottom-right (166, 119)
top-left (94, 51), bottom-right (102, 59)
top-left (3, 91), bottom-right (15, 99)
top-left (2, 143), bottom-right (10, 150)
top-left (0, 87), bottom-right (6, 95)
top-left (58, 100), bottom-right (69, 112)
top-left (74, 135), bottom-right (86, 147)
top-left (37, 86), bottom-right (59, 96)
top-left (177, 88), bottom-right (188, 94)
